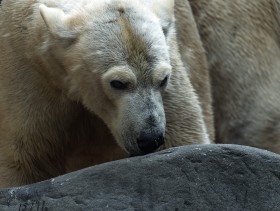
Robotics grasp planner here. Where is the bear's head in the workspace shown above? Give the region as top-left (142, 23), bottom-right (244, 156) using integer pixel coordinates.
top-left (39, 0), bottom-right (174, 156)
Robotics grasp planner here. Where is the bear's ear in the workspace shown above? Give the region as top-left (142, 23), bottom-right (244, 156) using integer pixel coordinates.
top-left (145, 0), bottom-right (175, 35)
top-left (152, 0), bottom-right (174, 19)
top-left (39, 4), bottom-right (78, 39)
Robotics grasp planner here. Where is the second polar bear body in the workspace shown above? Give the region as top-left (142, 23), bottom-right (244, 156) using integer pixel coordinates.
top-left (189, 0), bottom-right (280, 153)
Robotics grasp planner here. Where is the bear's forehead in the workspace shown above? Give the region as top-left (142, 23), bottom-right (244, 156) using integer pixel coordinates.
top-left (82, 5), bottom-right (169, 74)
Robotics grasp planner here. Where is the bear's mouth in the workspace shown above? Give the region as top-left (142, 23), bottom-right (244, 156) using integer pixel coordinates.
top-left (129, 152), bottom-right (148, 157)
top-left (129, 153), bottom-right (139, 157)
top-left (128, 147), bottom-right (160, 157)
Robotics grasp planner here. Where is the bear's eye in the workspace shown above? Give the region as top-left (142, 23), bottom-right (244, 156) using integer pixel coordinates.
top-left (160, 76), bottom-right (169, 88)
top-left (110, 80), bottom-right (128, 90)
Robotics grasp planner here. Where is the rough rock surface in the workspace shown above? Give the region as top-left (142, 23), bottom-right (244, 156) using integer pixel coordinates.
top-left (0, 144), bottom-right (280, 211)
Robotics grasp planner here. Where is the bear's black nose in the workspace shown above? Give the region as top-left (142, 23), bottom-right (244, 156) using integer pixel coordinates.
top-left (137, 132), bottom-right (164, 154)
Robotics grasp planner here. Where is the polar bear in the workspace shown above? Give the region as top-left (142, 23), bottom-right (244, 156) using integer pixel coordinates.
top-left (0, 0), bottom-right (210, 187)
top-left (189, 0), bottom-right (280, 153)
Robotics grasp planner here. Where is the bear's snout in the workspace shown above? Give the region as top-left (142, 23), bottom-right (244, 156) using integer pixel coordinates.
top-left (137, 131), bottom-right (164, 154)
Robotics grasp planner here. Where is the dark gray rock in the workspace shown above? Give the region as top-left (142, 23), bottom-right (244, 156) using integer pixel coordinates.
top-left (0, 144), bottom-right (280, 211)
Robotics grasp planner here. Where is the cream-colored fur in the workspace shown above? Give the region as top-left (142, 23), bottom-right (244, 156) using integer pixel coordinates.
top-left (189, 0), bottom-right (280, 153)
top-left (0, 0), bottom-right (210, 187)
top-left (175, 0), bottom-right (214, 141)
